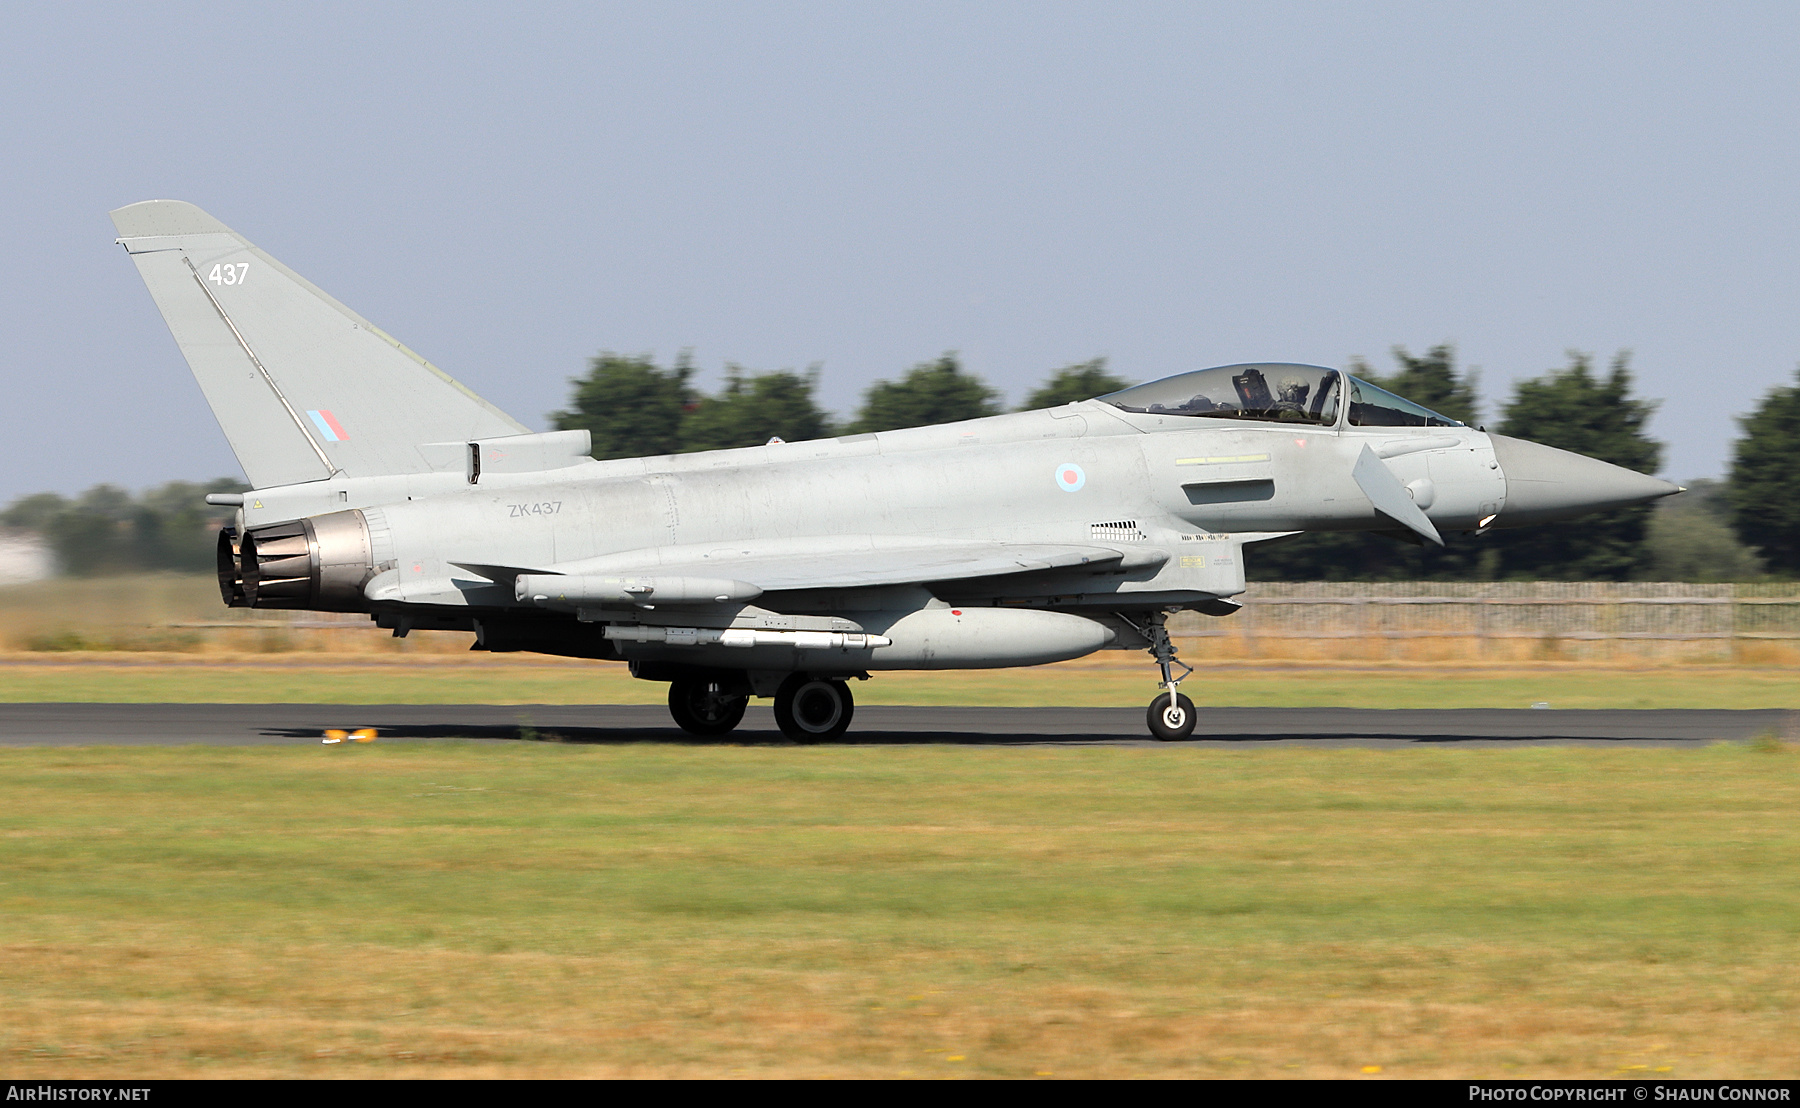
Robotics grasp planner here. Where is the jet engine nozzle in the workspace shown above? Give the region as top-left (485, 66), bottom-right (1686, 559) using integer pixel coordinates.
top-left (1489, 434), bottom-right (1681, 527)
top-left (221, 510), bottom-right (376, 611)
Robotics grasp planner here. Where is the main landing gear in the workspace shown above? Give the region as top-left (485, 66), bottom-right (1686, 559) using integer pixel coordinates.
top-left (668, 677), bottom-right (749, 737)
top-left (772, 674), bottom-right (855, 743)
top-left (664, 672), bottom-right (855, 743)
top-left (1139, 611), bottom-right (1196, 742)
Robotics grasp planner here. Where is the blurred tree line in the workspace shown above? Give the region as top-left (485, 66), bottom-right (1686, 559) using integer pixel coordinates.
top-left (9, 346), bottom-right (1800, 581)
top-left (0, 480), bottom-right (245, 577)
top-left (548, 351), bottom-right (1128, 457)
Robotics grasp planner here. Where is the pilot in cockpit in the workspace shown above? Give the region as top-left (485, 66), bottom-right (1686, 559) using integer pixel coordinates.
top-left (1106, 362), bottom-right (1448, 430)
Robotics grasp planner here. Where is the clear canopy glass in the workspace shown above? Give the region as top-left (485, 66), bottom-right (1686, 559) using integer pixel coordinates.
top-left (1100, 364), bottom-right (1342, 426)
top-left (1100, 364), bottom-right (1465, 429)
top-left (1345, 377), bottom-right (1464, 428)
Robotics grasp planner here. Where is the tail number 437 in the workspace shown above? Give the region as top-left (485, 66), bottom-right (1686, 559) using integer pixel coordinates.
top-left (207, 262), bottom-right (249, 285)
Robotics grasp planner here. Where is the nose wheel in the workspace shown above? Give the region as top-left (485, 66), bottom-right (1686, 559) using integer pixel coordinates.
top-left (1147, 690), bottom-right (1197, 742)
top-left (773, 674), bottom-right (855, 743)
top-left (1130, 610), bottom-right (1197, 741)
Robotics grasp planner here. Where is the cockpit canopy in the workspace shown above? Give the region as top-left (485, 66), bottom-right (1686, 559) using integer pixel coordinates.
top-left (1100, 363), bottom-right (1464, 429)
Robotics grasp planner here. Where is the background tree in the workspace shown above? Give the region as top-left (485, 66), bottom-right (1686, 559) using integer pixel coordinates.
top-left (41, 485), bottom-right (136, 577)
top-left (1727, 368), bottom-right (1800, 574)
top-left (1, 480), bottom-right (245, 576)
top-left (681, 367), bottom-right (837, 450)
top-left (849, 354), bottom-right (1001, 433)
top-left (1352, 343), bottom-right (1481, 425)
top-left (1019, 358), bottom-right (1131, 410)
top-left (1489, 352), bottom-right (1663, 580)
top-left (0, 493), bottom-right (68, 534)
top-left (1645, 479), bottom-right (1764, 581)
top-left (551, 352), bottom-right (695, 459)
top-left (134, 479), bottom-right (248, 572)
top-left (1246, 529), bottom-right (1500, 583)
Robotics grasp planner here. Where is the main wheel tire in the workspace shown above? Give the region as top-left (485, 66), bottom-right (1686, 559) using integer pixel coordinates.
top-left (773, 674), bottom-right (854, 743)
top-left (1146, 691), bottom-right (1197, 741)
top-left (668, 678), bottom-right (749, 737)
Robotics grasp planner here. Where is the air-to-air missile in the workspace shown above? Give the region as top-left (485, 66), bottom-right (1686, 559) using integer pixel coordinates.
top-left (110, 200), bottom-right (1680, 741)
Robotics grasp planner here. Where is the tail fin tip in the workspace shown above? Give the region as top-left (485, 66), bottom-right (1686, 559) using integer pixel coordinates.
top-left (110, 199), bottom-right (234, 239)
top-left (109, 200), bottom-right (528, 487)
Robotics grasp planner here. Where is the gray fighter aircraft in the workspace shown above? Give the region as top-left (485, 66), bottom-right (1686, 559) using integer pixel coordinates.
top-left (110, 200), bottom-right (1680, 741)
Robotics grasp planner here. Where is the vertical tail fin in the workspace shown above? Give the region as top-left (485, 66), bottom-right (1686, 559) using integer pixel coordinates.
top-left (110, 200), bottom-right (528, 487)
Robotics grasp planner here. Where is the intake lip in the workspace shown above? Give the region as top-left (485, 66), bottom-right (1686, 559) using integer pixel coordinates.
top-left (1490, 434), bottom-right (1681, 526)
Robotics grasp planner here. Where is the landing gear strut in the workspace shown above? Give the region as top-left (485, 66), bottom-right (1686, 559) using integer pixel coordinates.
top-left (1137, 611), bottom-right (1196, 742)
top-left (773, 674), bottom-right (855, 744)
top-left (668, 677), bottom-right (749, 737)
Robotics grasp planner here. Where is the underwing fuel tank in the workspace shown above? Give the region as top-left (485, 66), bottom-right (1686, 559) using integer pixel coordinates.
top-left (863, 607), bottom-right (1114, 669)
top-left (602, 607), bottom-right (1115, 670)
top-left (219, 510), bottom-right (376, 611)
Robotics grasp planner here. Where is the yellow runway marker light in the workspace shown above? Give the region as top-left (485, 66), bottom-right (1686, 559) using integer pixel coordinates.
top-left (321, 728), bottom-right (378, 745)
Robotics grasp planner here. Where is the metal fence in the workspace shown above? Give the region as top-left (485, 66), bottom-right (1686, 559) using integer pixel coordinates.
top-left (166, 581), bottom-right (1800, 661)
top-left (1169, 582), bottom-right (1800, 662)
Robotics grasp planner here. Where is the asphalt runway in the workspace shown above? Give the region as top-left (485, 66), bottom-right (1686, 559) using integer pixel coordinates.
top-left (0, 703), bottom-right (1788, 747)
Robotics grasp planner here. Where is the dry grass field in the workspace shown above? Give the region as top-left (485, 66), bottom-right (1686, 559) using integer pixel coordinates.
top-left (4, 573), bottom-right (1798, 711)
top-left (2, 652), bottom-right (1798, 710)
top-left (4, 575), bottom-right (1797, 1079)
top-left (1, 742), bottom-right (1797, 1079)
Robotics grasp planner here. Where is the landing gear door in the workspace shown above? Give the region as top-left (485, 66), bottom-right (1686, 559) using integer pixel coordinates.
top-left (1168, 534), bottom-right (1246, 597)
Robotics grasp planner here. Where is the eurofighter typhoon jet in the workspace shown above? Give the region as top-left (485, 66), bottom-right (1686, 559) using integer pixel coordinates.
top-left (110, 200), bottom-right (1680, 741)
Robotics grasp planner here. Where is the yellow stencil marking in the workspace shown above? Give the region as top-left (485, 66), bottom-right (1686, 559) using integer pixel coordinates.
top-left (1175, 453), bottom-right (1271, 466)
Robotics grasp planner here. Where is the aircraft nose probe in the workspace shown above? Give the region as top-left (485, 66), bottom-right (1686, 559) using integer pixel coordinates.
top-left (1487, 434), bottom-right (1682, 526)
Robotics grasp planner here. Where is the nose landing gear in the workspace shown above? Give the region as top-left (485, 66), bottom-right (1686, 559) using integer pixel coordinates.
top-left (1148, 689), bottom-right (1197, 742)
top-left (1138, 611), bottom-right (1196, 742)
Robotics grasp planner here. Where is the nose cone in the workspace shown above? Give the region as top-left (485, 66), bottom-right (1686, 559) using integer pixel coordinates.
top-left (1490, 434), bottom-right (1681, 526)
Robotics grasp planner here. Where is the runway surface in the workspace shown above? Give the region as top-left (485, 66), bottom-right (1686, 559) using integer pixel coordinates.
top-left (0, 703), bottom-right (1789, 747)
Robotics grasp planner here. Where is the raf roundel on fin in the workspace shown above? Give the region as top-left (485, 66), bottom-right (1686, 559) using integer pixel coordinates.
top-left (306, 409), bottom-right (348, 443)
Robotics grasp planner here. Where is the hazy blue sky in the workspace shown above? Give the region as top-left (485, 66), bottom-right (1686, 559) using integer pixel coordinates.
top-left (3, 1), bottom-right (1797, 501)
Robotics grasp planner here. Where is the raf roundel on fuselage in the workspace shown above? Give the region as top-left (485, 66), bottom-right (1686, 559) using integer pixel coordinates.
top-left (1099, 363), bottom-right (1465, 429)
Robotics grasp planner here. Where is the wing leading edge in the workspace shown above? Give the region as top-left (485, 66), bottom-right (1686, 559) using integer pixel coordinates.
top-left (405, 539), bottom-right (1152, 608)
